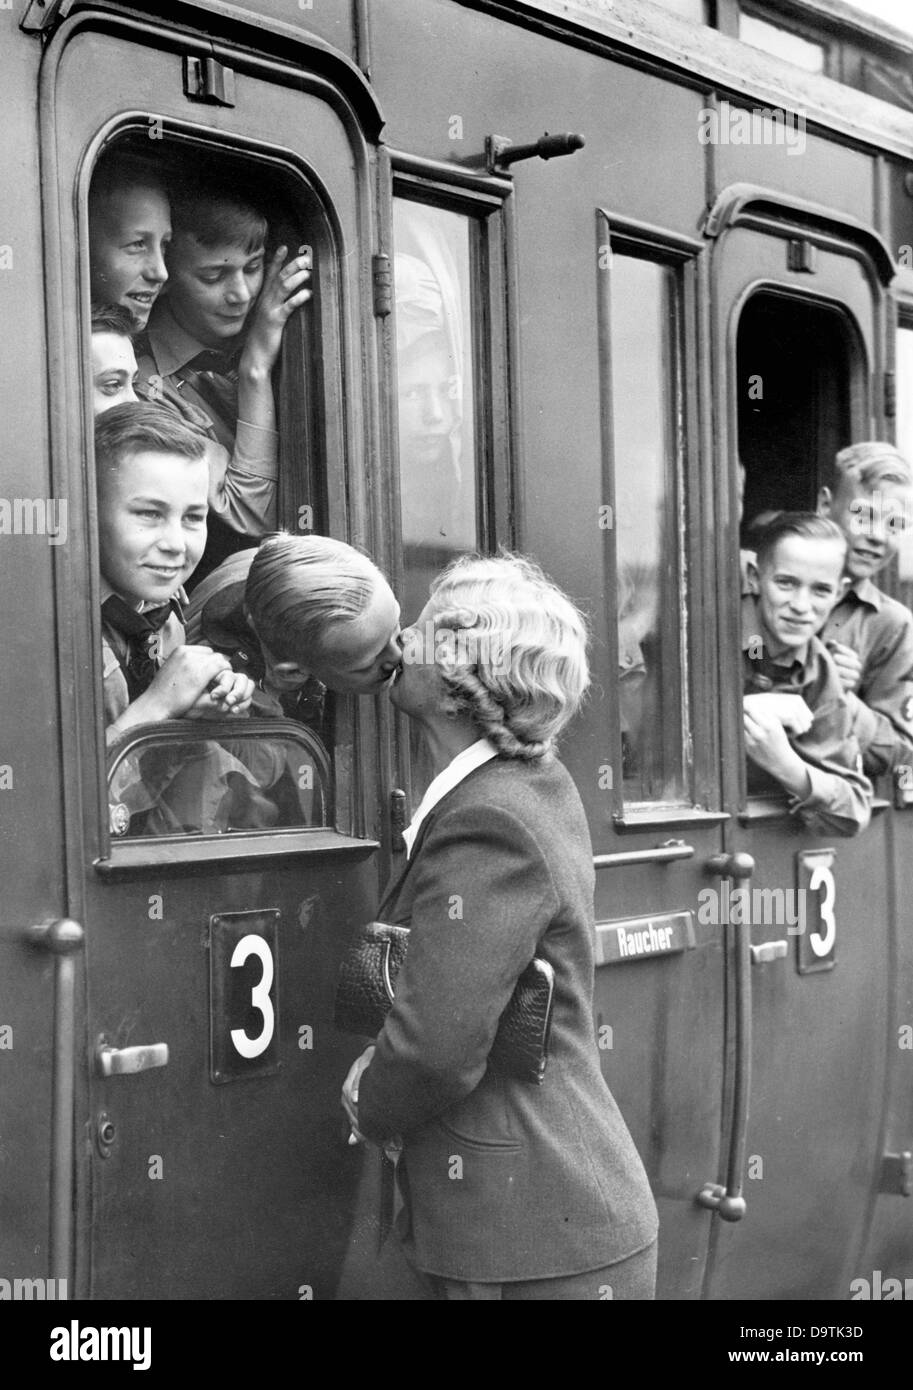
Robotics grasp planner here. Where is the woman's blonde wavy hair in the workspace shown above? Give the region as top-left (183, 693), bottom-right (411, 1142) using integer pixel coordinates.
top-left (426, 552), bottom-right (590, 760)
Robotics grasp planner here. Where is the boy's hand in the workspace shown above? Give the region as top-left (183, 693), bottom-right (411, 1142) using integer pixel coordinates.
top-left (187, 669), bottom-right (255, 719)
top-left (825, 640), bottom-right (863, 693)
top-left (744, 700), bottom-right (812, 800)
top-left (242, 244), bottom-right (312, 373)
top-left (140, 646), bottom-right (232, 721)
top-left (744, 691), bottom-right (814, 735)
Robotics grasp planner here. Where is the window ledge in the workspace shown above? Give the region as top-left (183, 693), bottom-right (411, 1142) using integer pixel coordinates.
top-left (738, 796), bottom-right (890, 823)
top-left (94, 828), bottom-right (379, 876)
top-left (612, 808), bottom-right (730, 831)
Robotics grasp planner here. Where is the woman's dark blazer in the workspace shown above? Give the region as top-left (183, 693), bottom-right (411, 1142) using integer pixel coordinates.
top-left (356, 752), bottom-right (658, 1284)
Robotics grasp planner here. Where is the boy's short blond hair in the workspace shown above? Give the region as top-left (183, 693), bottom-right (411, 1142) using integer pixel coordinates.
top-left (831, 442), bottom-right (913, 493)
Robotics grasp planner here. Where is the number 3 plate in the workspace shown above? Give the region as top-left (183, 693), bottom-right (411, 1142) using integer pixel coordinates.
top-left (796, 849), bottom-right (837, 975)
top-left (209, 910), bottom-right (281, 1083)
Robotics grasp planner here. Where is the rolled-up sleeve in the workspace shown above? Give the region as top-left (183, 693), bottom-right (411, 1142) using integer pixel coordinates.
top-left (203, 421), bottom-right (278, 536)
top-left (847, 618), bottom-right (913, 777)
top-left (356, 805), bottom-right (557, 1142)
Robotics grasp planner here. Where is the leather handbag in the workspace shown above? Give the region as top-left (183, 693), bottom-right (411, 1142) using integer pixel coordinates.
top-left (334, 920), bottom-right (556, 1085)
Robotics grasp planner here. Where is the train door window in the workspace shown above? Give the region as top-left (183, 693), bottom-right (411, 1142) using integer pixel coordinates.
top-left (737, 293), bottom-right (854, 546)
top-left (894, 311), bottom-right (913, 582)
top-left (87, 132), bottom-right (337, 840)
top-left (392, 199), bottom-right (480, 626)
top-left (607, 251), bottom-right (690, 805)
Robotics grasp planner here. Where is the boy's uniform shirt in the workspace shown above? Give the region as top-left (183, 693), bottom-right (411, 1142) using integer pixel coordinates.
top-left (743, 549), bottom-right (913, 778)
top-left (136, 297), bottom-right (279, 582)
top-left (101, 579), bottom-right (186, 741)
top-left (821, 577), bottom-right (913, 777)
top-left (742, 593), bottom-right (872, 836)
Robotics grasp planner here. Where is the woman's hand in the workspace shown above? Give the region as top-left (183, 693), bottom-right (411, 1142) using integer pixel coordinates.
top-left (341, 1045), bottom-right (375, 1146)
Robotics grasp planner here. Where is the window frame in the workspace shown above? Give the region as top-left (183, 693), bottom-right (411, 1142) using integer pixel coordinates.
top-left (596, 211), bottom-right (721, 826)
top-left (81, 118), bottom-right (371, 867)
top-left (380, 151), bottom-right (516, 823)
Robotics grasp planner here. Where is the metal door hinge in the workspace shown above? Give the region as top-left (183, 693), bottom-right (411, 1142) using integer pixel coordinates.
top-left (880, 1151), bottom-right (912, 1196)
top-left (373, 254), bottom-right (392, 318)
top-left (20, 0), bottom-right (74, 34)
top-left (183, 55), bottom-right (236, 108)
top-left (787, 238), bottom-right (817, 273)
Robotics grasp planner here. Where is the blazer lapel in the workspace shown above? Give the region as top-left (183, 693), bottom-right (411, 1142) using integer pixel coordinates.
top-left (377, 807), bottom-right (440, 917)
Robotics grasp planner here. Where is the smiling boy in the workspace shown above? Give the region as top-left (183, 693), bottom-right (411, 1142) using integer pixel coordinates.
top-left (817, 442), bottom-right (913, 777)
top-left (743, 513), bottom-right (872, 836)
top-left (96, 403), bottom-right (253, 746)
top-left (89, 153), bottom-right (170, 330)
top-left (136, 179), bottom-right (311, 582)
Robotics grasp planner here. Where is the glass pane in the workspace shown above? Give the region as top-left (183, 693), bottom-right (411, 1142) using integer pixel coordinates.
top-left (108, 724), bottom-right (331, 837)
top-left (738, 15), bottom-right (826, 72)
top-left (393, 200), bottom-right (478, 626)
top-left (895, 324), bottom-right (913, 581)
top-left (839, 0), bottom-right (913, 38)
top-left (610, 255), bottom-right (688, 803)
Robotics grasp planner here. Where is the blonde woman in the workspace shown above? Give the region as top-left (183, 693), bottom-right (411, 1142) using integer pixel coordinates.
top-left (342, 553), bottom-right (658, 1300)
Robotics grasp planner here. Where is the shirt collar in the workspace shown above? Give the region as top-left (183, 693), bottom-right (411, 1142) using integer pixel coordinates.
top-left (845, 574), bottom-right (884, 611)
top-left (402, 738), bottom-right (499, 858)
top-left (100, 576), bottom-right (186, 614)
top-left (144, 298), bottom-right (208, 378)
top-left (741, 592), bottom-right (810, 681)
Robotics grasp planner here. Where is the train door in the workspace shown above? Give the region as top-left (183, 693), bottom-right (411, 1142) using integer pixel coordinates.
top-left (703, 189), bottom-right (896, 1299)
top-left (40, 12), bottom-right (387, 1298)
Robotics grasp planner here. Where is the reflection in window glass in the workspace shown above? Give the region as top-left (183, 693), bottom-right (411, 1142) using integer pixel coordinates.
top-left (393, 201), bottom-right (478, 626)
top-left (895, 324), bottom-right (913, 581)
top-left (738, 14), bottom-right (825, 72)
top-left (610, 255), bottom-right (688, 804)
top-left (108, 725), bottom-right (330, 837)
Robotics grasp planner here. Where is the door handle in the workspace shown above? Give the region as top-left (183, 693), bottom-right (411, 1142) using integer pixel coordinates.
top-left (96, 1038), bottom-right (169, 1078)
top-left (698, 850), bottom-right (755, 1221)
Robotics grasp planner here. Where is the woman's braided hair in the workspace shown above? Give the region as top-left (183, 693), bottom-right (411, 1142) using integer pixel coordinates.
top-left (424, 552), bottom-right (590, 760)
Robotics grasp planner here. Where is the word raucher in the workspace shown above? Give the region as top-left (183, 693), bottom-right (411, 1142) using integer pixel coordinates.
top-left (0, 497), bottom-right (67, 546)
top-left (698, 99), bottom-right (806, 156)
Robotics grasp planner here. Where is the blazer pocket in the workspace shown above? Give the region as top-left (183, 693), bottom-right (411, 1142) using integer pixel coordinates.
top-left (436, 1115), bottom-right (523, 1153)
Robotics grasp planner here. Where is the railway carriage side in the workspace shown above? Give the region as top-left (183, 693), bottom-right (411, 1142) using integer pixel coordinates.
top-left (0, 0), bottom-right (912, 1301)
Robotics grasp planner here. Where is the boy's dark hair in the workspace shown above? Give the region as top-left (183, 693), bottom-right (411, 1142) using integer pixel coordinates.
top-left (169, 177), bottom-right (268, 257)
top-left (755, 512), bottom-right (847, 570)
top-left (90, 303), bottom-right (137, 340)
top-left (95, 402), bottom-right (207, 479)
top-left (89, 149), bottom-right (167, 215)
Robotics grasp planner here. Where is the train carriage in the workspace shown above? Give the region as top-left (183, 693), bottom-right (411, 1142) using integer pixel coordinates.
top-left (1, 0), bottom-right (912, 1302)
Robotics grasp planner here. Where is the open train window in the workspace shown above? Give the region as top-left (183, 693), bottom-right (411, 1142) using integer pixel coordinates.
top-left (737, 292), bottom-right (855, 544)
top-left (603, 248), bottom-right (691, 806)
top-left (86, 131), bottom-right (336, 841)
